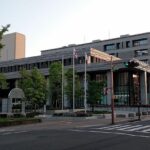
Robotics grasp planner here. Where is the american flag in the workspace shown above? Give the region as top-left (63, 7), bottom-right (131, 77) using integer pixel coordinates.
top-left (85, 52), bottom-right (89, 64)
top-left (73, 48), bottom-right (78, 59)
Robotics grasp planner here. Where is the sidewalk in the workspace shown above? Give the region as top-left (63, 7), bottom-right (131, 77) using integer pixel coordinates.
top-left (39, 113), bottom-right (150, 126)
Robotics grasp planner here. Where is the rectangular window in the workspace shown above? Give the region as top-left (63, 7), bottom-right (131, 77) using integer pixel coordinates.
top-left (126, 41), bottom-right (130, 48)
top-left (96, 74), bottom-right (107, 82)
top-left (64, 58), bottom-right (72, 66)
top-left (133, 38), bottom-right (148, 47)
top-left (135, 49), bottom-right (148, 57)
top-left (141, 59), bottom-right (149, 64)
top-left (116, 43), bottom-right (121, 49)
top-left (104, 44), bottom-right (116, 51)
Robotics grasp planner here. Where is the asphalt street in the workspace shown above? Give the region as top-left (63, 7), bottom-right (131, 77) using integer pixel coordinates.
top-left (0, 119), bottom-right (150, 150)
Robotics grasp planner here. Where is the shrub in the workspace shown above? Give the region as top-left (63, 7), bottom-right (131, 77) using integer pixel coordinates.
top-left (53, 113), bottom-right (63, 116)
top-left (93, 110), bottom-right (111, 114)
top-left (0, 118), bottom-right (41, 127)
top-left (0, 114), bottom-right (7, 118)
top-left (26, 112), bottom-right (42, 118)
top-left (75, 111), bottom-right (92, 117)
top-left (13, 113), bottom-right (24, 118)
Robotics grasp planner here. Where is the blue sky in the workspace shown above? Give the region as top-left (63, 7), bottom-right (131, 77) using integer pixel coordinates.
top-left (1, 0), bottom-right (150, 57)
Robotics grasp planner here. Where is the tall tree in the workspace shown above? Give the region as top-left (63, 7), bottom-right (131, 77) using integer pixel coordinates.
top-left (0, 24), bottom-right (10, 89)
top-left (65, 68), bottom-right (83, 108)
top-left (30, 68), bottom-right (47, 109)
top-left (0, 73), bottom-right (8, 89)
top-left (0, 24), bottom-right (10, 49)
top-left (19, 68), bottom-right (33, 102)
top-left (49, 62), bottom-right (62, 109)
top-left (19, 68), bottom-right (47, 111)
top-left (87, 80), bottom-right (105, 112)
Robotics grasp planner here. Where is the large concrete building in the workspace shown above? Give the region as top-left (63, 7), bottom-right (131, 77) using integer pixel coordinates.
top-left (42, 32), bottom-right (150, 64)
top-left (0, 32), bottom-right (150, 113)
top-left (0, 32), bottom-right (25, 61)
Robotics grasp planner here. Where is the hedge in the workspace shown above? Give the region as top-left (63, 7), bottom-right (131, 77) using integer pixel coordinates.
top-left (0, 118), bottom-right (41, 127)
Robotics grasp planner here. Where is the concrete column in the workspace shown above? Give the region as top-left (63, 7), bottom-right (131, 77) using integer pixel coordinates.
top-left (106, 71), bottom-right (111, 105)
top-left (21, 101), bottom-right (25, 115)
top-left (8, 98), bottom-right (12, 113)
top-left (2, 98), bottom-right (8, 113)
top-left (43, 104), bottom-right (46, 114)
top-left (15, 79), bottom-right (19, 88)
top-left (140, 71), bottom-right (148, 104)
top-left (46, 77), bottom-right (51, 106)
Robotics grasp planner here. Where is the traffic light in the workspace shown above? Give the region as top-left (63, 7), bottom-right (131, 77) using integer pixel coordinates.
top-left (124, 62), bottom-right (129, 68)
top-left (124, 60), bottom-right (139, 68)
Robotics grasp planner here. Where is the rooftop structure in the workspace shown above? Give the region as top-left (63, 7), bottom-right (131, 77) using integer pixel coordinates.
top-left (0, 32), bottom-right (25, 61)
top-left (41, 32), bottom-right (150, 65)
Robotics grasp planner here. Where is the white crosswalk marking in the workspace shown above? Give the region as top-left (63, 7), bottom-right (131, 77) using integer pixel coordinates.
top-left (118, 125), bottom-right (142, 131)
top-left (0, 128), bottom-right (29, 136)
top-left (96, 124), bottom-right (129, 130)
top-left (94, 124), bottom-right (150, 133)
top-left (126, 125), bottom-right (150, 131)
top-left (141, 128), bottom-right (150, 133)
top-left (105, 125), bottom-right (132, 130)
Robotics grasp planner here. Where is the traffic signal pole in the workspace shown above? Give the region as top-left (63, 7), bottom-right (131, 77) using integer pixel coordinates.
top-left (111, 56), bottom-right (115, 124)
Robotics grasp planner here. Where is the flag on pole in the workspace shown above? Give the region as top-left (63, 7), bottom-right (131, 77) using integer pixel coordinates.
top-left (85, 53), bottom-right (90, 64)
top-left (72, 48), bottom-right (77, 112)
top-left (62, 55), bottom-right (64, 110)
top-left (84, 52), bottom-right (87, 113)
top-left (73, 48), bottom-right (78, 59)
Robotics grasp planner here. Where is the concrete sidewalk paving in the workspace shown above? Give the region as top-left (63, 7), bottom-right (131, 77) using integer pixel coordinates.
top-left (39, 115), bottom-right (150, 128)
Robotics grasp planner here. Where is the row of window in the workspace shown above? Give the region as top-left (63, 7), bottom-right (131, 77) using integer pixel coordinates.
top-left (0, 56), bottom-right (104, 74)
top-left (110, 49), bottom-right (149, 63)
top-left (104, 38), bottom-right (148, 51)
top-left (135, 49), bottom-right (148, 57)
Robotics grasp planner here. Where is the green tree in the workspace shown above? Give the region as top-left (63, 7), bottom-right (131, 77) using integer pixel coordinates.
top-left (0, 24), bottom-right (10, 49)
top-left (49, 62), bottom-right (62, 109)
top-left (0, 24), bottom-right (10, 89)
top-left (65, 68), bottom-right (83, 108)
top-left (19, 68), bottom-right (33, 101)
top-left (19, 68), bottom-right (47, 111)
top-left (0, 73), bottom-right (8, 89)
top-left (87, 80), bottom-right (104, 112)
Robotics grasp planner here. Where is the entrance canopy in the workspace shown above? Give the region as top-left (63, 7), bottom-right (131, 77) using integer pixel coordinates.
top-left (8, 88), bottom-right (25, 99)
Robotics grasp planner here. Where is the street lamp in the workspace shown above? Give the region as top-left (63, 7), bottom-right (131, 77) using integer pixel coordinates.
top-left (137, 102), bottom-right (141, 121)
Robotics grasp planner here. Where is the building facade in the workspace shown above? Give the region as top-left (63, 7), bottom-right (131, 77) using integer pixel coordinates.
top-left (0, 32), bottom-right (150, 113)
top-left (42, 32), bottom-right (150, 64)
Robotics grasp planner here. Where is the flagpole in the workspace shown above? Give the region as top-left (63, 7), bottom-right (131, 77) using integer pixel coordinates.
top-left (62, 56), bottom-right (64, 110)
top-left (73, 49), bottom-right (75, 112)
top-left (84, 52), bottom-right (87, 113)
top-left (111, 56), bottom-right (115, 124)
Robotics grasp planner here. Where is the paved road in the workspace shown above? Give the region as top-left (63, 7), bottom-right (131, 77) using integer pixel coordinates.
top-left (71, 120), bottom-right (150, 138)
top-left (0, 119), bottom-right (150, 150)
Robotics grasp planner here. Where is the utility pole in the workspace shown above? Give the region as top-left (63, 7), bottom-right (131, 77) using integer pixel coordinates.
top-left (111, 56), bottom-right (115, 124)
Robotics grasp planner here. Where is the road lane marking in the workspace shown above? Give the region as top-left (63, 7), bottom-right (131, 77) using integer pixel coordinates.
top-left (78, 124), bottom-right (104, 128)
top-left (69, 129), bottom-right (150, 138)
top-left (0, 129), bottom-right (15, 133)
top-left (1, 130), bottom-right (29, 135)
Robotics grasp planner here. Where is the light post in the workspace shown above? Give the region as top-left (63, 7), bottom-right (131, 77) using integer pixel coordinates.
top-left (137, 102), bottom-right (141, 121)
top-left (110, 56), bottom-right (115, 124)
